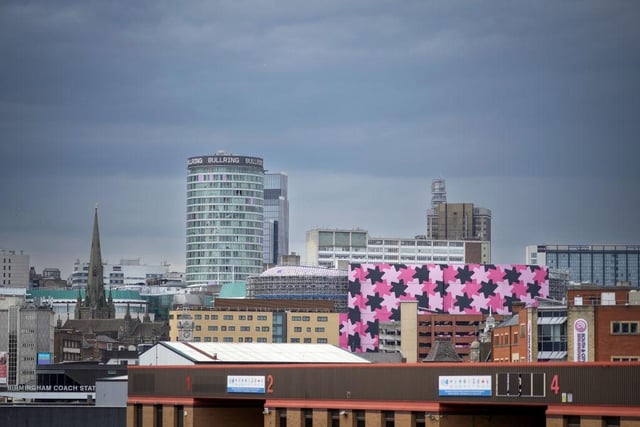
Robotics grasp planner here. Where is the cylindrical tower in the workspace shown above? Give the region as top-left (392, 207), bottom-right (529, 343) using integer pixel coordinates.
top-left (186, 151), bottom-right (264, 286)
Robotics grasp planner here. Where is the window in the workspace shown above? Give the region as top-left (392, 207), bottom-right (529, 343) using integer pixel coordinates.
top-left (611, 321), bottom-right (639, 335)
top-left (611, 356), bottom-right (640, 362)
top-left (384, 411), bottom-right (395, 427)
top-left (294, 327), bottom-right (302, 333)
top-left (315, 327), bottom-right (325, 333)
top-left (304, 338), bottom-right (312, 343)
top-left (154, 405), bottom-right (162, 427)
top-left (318, 316), bottom-right (328, 322)
top-left (304, 409), bottom-right (313, 427)
top-left (175, 406), bottom-right (184, 427)
top-left (278, 409), bottom-right (287, 427)
top-left (317, 338), bottom-right (328, 343)
top-left (604, 416), bottom-right (621, 427)
top-left (223, 314), bottom-right (233, 320)
top-left (207, 325), bottom-right (218, 331)
top-left (257, 315), bottom-right (268, 321)
top-left (135, 404), bottom-right (143, 427)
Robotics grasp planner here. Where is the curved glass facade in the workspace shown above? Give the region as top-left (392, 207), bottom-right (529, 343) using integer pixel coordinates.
top-left (186, 154), bottom-right (264, 286)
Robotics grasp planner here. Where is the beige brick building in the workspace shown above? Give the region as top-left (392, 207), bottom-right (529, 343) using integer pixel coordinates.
top-left (169, 299), bottom-right (339, 345)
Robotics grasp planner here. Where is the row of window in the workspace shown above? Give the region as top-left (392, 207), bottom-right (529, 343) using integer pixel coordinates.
top-left (187, 172), bottom-right (263, 183)
top-left (186, 204), bottom-right (262, 213)
top-left (611, 321), bottom-right (639, 335)
top-left (186, 336), bottom-right (328, 344)
top-left (205, 325), bottom-right (271, 332)
top-left (317, 253), bottom-right (464, 262)
top-left (178, 314), bottom-right (270, 321)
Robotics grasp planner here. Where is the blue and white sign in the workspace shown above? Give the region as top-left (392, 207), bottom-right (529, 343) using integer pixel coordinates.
top-left (227, 375), bottom-right (266, 394)
top-left (439, 375), bottom-right (492, 397)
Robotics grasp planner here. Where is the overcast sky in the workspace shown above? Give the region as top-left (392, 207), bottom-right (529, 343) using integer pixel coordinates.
top-left (1, 1), bottom-right (639, 278)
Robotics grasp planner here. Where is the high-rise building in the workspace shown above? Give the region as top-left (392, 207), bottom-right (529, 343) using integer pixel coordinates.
top-left (427, 203), bottom-right (492, 241)
top-left (263, 173), bottom-right (289, 266)
top-left (186, 152), bottom-right (265, 286)
top-left (426, 179), bottom-right (491, 241)
top-left (526, 244), bottom-right (640, 287)
top-left (1, 249), bottom-right (30, 288)
top-left (0, 299), bottom-right (54, 386)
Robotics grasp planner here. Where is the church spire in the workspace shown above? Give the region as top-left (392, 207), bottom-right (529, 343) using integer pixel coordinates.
top-left (77, 205), bottom-right (115, 319)
top-left (87, 205), bottom-right (106, 308)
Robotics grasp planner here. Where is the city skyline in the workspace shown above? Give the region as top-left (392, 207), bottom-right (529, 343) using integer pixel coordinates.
top-left (1, 1), bottom-right (639, 278)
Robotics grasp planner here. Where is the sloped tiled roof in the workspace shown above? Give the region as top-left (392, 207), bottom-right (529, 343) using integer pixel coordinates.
top-left (423, 338), bottom-right (463, 363)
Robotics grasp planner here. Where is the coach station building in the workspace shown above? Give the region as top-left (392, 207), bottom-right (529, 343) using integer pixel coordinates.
top-left (128, 360), bottom-right (640, 427)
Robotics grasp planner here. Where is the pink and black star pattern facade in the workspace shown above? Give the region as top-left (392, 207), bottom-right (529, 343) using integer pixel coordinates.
top-left (339, 263), bottom-right (549, 352)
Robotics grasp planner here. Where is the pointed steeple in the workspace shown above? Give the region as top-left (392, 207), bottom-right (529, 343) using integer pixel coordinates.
top-left (78, 205), bottom-right (115, 319)
top-left (87, 205), bottom-right (105, 308)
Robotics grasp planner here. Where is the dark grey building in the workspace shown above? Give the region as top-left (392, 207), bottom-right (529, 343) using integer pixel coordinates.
top-left (263, 172), bottom-right (289, 266)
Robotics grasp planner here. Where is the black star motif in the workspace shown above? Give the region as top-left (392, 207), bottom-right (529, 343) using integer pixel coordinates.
top-left (504, 267), bottom-right (522, 285)
top-left (413, 265), bottom-right (430, 283)
top-left (348, 333), bottom-right (361, 352)
top-left (435, 281), bottom-right (449, 297)
top-left (456, 265), bottom-right (474, 283)
top-left (348, 279), bottom-right (361, 298)
top-left (367, 293), bottom-right (384, 311)
top-left (503, 294), bottom-right (520, 312)
top-left (393, 263), bottom-right (407, 271)
top-left (527, 281), bottom-right (542, 299)
top-left (347, 307), bottom-right (361, 324)
top-left (479, 280), bottom-right (498, 298)
top-left (455, 293), bottom-right (474, 311)
top-left (416, 292), bottom-right (430, 311)
top-left (390, 306), bottom-right (401, 321)
top-left (367, 266), bottom-right (385, 284)
top-left (365, 320), bottom-right (379, 338)
top-left (390, 281), bottom-right (407, 298)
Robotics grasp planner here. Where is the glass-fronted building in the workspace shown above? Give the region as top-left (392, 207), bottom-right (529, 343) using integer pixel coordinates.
top-left (186, 152), bottom-right (265, 286)
top-left (263, 173), bottom-right (289, 265)
top-left (526, 245), bottom-right (640, 287)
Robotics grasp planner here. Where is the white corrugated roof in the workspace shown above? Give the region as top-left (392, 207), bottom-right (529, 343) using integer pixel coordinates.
top-left (537, 317), bottom-right (567, 325)
top-left (537, 351), bottom-right (568, 360)
top-left (260, 265), bottom-right (346, 277)
top-left (161, 342), bottom-right (369, 364)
